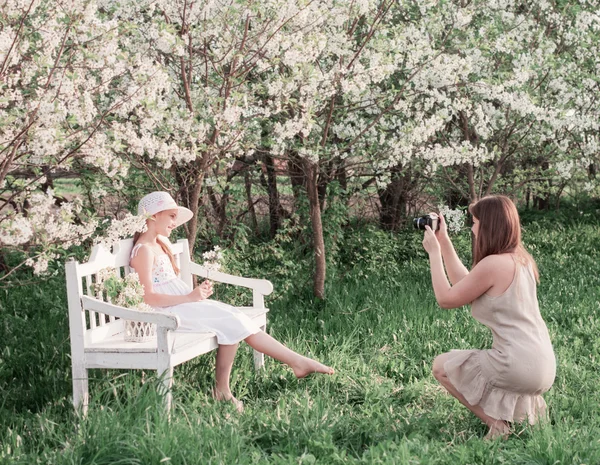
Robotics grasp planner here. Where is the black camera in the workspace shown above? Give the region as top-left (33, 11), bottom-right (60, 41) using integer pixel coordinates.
top-left (413, 213), bottom-right (439, 231)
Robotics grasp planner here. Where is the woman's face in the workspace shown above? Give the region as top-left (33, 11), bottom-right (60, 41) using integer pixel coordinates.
top-left (152, 209), bottom-right (178, 236)
top-left (471, 216), bottom-right (480, 238)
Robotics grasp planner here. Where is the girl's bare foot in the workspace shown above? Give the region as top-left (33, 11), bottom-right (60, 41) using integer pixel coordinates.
top-left (484, 421), bottom-right (510, 440)
top-left (291, 356), bottom-right (334, 378)
top-left (212, 388), bottom-right (244, 413)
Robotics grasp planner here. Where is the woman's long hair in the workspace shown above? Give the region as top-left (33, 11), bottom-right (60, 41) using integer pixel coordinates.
top-left (469, 195), bottom-right (539, 282)
top-left (132, 223), bottom-right (180, 275)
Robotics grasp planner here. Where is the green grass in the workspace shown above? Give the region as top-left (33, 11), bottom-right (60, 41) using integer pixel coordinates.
top-left (1, 206), bottom-right (600, 464)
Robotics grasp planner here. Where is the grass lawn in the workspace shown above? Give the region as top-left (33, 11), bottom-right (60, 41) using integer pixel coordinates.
top-left (1, 206), bottom-right (599, 464)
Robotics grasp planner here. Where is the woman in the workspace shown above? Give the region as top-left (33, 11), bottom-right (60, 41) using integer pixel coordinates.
top-left (422, 195), bottom-right (555, 439)
top-left (130, 192), bottom-right (333, 411)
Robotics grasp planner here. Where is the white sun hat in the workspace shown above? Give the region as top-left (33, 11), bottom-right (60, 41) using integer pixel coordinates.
top-left (137, 191), bottom-right (193, 227)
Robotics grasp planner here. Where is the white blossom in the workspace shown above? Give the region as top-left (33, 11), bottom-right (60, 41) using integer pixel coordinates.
top-left (202, 246), bottom-right (224, 272)
top-left (95, 214), bottom-right (147, 249)
top-left (2, 0), bottom-right (599, 278)
top-left (437, 205), bottom-right (466, 234)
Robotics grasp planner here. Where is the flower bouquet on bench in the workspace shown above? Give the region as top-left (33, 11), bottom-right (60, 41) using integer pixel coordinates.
top-left (93, 269), bottom-right (156, 342)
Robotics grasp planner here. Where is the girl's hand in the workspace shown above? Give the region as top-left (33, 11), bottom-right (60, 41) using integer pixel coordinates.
top-left (188, 287), bottom-right (204, 301)
top-left (188, 281), bottom-right (214, 301)
top-left (422, 225), bottom-right (441, 255)
top-left (199, 279), bottom-right (214, 299)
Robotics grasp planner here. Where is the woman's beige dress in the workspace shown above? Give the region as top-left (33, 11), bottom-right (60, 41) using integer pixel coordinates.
top-left (443, 257), bottom-right (556, 424)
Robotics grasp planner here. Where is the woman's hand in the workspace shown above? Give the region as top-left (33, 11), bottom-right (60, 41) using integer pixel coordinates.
top-left (433, 212), bottom-right (449, 243)
top-left (422, 225), bottom-right (441, 256)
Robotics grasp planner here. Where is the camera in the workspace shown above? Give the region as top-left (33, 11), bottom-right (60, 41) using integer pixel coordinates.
top-left (413, 213), bottom-right (439, 231)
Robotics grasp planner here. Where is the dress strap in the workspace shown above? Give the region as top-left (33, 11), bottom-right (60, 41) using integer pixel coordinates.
top-left (130, 243), bottom-right (144, 260)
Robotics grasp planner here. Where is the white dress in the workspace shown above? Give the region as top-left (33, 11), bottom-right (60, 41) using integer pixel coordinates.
top-left (130, 244), bottom-right (261, 345)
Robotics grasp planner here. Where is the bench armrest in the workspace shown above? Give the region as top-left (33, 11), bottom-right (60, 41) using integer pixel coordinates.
top-left (189, 262), bottom-right (273, 296)
top-left (81, 296), bottom-right (180, 330)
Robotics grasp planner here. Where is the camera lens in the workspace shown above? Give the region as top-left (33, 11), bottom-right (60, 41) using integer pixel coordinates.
top-left (413, 215), bottom-right (437, 230)
top-left (413, 217), bottom-right (425, 230)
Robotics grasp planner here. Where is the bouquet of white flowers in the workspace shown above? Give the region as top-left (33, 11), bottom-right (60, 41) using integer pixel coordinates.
top-left (93, 269), bottom-right (156, 342)
top-left (437, 205), bottom-right (466, 234)
top-left (202, 246), bottom-right (224, 273)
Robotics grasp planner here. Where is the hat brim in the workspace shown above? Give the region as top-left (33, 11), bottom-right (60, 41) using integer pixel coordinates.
top-left (175, 207), bottom-right (194, 227)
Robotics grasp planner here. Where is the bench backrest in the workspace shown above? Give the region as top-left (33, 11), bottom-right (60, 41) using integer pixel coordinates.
top-left (65, 238), bottom-right (192, 348)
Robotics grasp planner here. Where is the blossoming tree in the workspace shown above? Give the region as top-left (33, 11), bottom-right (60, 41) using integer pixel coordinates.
top-left (0, 0), bottom-right (170, 281)
top-left (2, 0), bottom-right (597, 297)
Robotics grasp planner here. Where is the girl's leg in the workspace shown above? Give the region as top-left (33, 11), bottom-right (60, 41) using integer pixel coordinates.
top-left (432, 353), bottom-right (509, 439)
top-left (245, 331), bottom-right (334, 378)
top-left (214, 343), bottom-right (243, 412)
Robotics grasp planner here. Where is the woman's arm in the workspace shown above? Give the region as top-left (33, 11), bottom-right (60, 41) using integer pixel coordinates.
top-left (439, 237), bottom-right (469, 285)
top-left (423, 226), bottom-right (495, 309)
top-left (130, 245), bottom-right (206, 307)
top-left (433, 213), bottom-right (469, 285)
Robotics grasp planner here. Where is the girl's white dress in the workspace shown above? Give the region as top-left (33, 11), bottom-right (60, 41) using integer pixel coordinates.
top-left (130, 244), bottom-right (260, 345)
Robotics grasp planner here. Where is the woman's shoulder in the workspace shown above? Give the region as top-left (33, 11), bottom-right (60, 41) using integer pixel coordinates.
top-left (481, 252), bottom-right (515, 262)
top-left (475, 254), bottom-right (519, 297)
top-left (477, 253), bottom-right (508, 265)
top-left (475, 253), bottom-right (516, 273)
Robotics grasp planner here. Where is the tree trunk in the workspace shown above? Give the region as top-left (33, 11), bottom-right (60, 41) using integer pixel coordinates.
top-left (264, 154), bottom-right (282, 239)
top-left (174, 157), bottom-right (207, 256)
top-left (442, 164), bottom-right (472, 208)
top-left (378, 165), bottom-right (409, 231)
top-left (206, 186), bottom-right (228, 238)
top-left (533, 161), bottom-right (551, 210)
top-left (244, 170), bottom-right (258, 235)
top-left (304, 159), bottom-right (326, 299)
top-left (534, 195), bottom-right (550, 210)
top-left (377, 165), bottom-right (414, 231)
top-left (317, 160), bottom-right (334, 212)
top-left (336, 159), bottom-right (350, 208)
top-left (467, 163), bottom-right (477, 203)
top-left (288, 152), bottom-right (306, 207)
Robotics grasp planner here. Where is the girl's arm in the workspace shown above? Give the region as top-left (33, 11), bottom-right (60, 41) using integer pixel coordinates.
top-left (423, 226), bottom-right (495, 309)
top-left (130, 245), bottom-right (204, 306)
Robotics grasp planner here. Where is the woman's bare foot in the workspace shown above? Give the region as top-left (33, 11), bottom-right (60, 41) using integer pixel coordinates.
top-left (212, 388), bottom-right (244, 413)
top-left (484, 421), bottom-right (510, 440)
top-left (291, 356), bottom-right (334, 378)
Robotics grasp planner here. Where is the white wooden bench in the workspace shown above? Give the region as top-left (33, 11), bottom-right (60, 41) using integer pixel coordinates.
top-left (65, 238), bottom-right (272, 414)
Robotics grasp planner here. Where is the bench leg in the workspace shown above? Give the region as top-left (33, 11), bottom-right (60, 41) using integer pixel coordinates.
top-left (72, 363), bottom-right (89, 416)
top-left (253, 324), bottom-right (266, 370)
top-left (157, 328), bottom-right (174, 414)
top-left (157, 365), bottom-right (174, 414)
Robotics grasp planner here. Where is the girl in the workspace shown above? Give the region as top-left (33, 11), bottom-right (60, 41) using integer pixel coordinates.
top-left (421, 195), bottom-right (555, 439)
top-left (130, 192), bottom-right (334, 411)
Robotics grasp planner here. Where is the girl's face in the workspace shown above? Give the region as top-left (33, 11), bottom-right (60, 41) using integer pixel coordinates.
top-left (471, 216), bottom-right (480, 238)
top-left (152, 209), bottom-right (178, 236)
